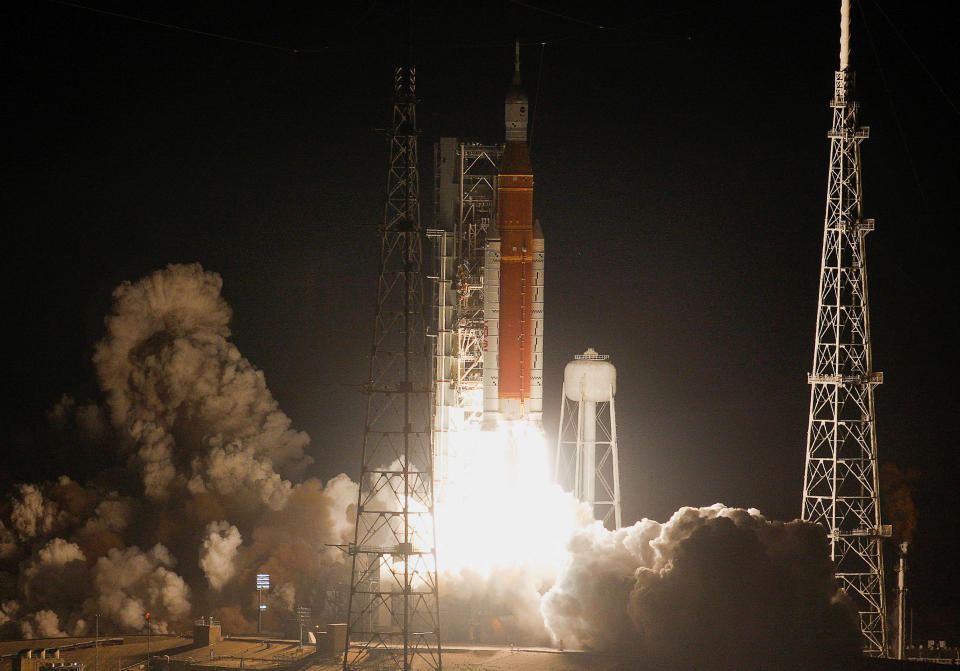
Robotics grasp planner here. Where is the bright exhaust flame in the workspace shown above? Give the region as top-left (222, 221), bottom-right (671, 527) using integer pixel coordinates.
top-left (434, 420), bottom-right (591, 576)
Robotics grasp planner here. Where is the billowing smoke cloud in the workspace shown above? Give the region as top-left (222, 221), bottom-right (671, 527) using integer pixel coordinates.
top-left (92, 545), bottom-right (191, 633)
top-left (542, 504), bottom-right (861, 670)
top-left (92, 263), bottom-right (312, 501)
top-left (187, 441), bottom-right (292, 512)
top-left (200, 522), bottom-right (243, 591)
top-left (20, 610), bottom-right (68, 639)
top-left (21, 538), bottom-right (89, 607)
top-left (0, 264), bottom-right (357, 639)
top-left (10, 484), bottom-right (64, 541)
top-left (439, 564), bottom-right (555, 644)
top-left (0, 263), bottom-right (859, 668)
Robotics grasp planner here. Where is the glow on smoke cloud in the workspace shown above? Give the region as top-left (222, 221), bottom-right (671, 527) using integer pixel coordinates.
top-left (433, 419), bottom-right (591, 576)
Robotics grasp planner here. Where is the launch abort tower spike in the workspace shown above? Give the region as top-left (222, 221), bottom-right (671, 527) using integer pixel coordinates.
top-left (801, 0), bottom-right (888, 656)
top-left (343, 66), bottom-right (442, 671)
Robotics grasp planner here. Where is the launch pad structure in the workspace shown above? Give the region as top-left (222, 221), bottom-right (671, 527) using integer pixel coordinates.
top-left (343, 66), bottom-right (442, 671)
top-left (342, 11), bottom-right (899, 663)
top-left (343, 44), bottom-right (550, 668)
top-left (801, 0), bottom-right (889, 656)
top-left (429, 44), bottom-right (545, 501)
top-left (429, 140), bottom-right (503, 491)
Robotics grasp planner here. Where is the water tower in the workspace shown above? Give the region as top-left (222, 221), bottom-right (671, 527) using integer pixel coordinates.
top-left (555, 348), bottom-right (622, 528)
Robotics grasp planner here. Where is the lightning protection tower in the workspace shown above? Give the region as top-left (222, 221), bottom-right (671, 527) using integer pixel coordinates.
top-left (343, 66), bottom-right (442, 671)
top-left (801, 0), bottom-right (889, 655)
top-left (555, 348), bottom-right (621, 529)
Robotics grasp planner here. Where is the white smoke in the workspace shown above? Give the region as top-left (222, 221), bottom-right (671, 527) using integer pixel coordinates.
top-left (92, 545), bottom-right (191, 634)
top-left (199, 521), bottom-right (243, 591)
top-left (20, 609), bottom-right (68, 639)
top-left (19, 539), bottom-right (90, 614)
top-left (79, 498), bottom-right (134, 537)
top-left (30, 538), bottom-right (86, 569)
top-left (93, 263), bottom-right (311, 501)
top-left (541, 504), bottom-right (861, 669)
top-left (0, 264), bottom-right (359, 637)
top-left (440, 564), bottom-right (555, 644)
top-left (10, 484), bottom-right (63, 541)
top-left (12, 536), bottom-right (91, 639)
top-left (5, 262), bottom-right (857, 668)
top-left (315, 473), bottom-right (357, 550)
top-left (187, 440), bottom-right (292, 511)
top-left (126, 420), bottom-right (177, 499)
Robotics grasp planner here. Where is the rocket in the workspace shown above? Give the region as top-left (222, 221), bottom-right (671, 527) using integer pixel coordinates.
top-left (483, 43), bottom-right (545, 428)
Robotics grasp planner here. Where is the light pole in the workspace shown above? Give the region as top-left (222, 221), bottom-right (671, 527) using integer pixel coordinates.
top-left (145, 612), bottom-right (151, 667)
top-left (897, 542), bottom-right (909, 660)
top-left (294, 606), bottom-right (311, 652)
top-left (256, 574), bottom-right (270, 635)
top-left (95, 614), bottom-right (99, 671)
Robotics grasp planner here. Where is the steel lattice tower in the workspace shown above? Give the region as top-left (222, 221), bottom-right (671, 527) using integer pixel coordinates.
top-left (343, 66), bottom-right (442, 671)
top-left (801, 0), bottom-right (888, 656)
top-left (430, 142), bottom-right (503, 495)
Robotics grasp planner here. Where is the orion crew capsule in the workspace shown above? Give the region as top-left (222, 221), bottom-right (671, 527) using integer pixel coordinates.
top-left (483, 42), bottom-right (545, 428)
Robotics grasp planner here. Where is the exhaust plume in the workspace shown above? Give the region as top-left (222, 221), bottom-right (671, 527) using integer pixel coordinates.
top-left (542, 504), bottom-right (861, 670)
top-left (0, 263), bottom-right (861, 668)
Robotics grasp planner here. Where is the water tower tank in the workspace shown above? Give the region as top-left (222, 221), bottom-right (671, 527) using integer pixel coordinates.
top-left (563, 348), bottom-right (616, 402)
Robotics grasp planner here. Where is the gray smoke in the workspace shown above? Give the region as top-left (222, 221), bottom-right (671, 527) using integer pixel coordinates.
top-left (10, 484), bottom-right (64, 541)
top-left (0, 264), bottom-right (357, 638)
top-left (92, 545), bottom-right (191, 633)
top-left (199, 521), bottom-right (243, 591)
top-left (187, 440), bottom-right (293, 512)
top-left (19, 538), bottom-right (90, 622)
top-left (542, 504), bottom-right (861, 670)
top-left (93, 263), bottom-right (312, 501)
top-left (440, 564), bottom-right (555, 644)
top-left (20, 610), bottom-right (69, 639)
top-left (0, 263), bottom-right (861, 666)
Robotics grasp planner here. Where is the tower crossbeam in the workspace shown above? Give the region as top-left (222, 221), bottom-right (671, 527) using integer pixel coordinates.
top-left (430, 141), bottom-right (502, 496)
top-left (344, 66), bottom-right (442, 671)
top-left (801, 3), bottom-right (888, 655)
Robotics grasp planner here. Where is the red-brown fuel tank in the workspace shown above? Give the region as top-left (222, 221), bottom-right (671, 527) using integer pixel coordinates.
top-left (482, 45), bottom-right (545, 427)
top-left (497, 141), bottom-right (534, 406)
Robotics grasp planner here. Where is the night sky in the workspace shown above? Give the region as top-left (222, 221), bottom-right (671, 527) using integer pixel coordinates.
top-left (5, 1), bottom-right (959, 643)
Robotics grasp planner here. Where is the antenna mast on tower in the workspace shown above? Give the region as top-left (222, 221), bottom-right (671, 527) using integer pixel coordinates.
top-left (343, 66), bottom-right (442, 671)
top-left (801, 0), bottom-right (889, 656)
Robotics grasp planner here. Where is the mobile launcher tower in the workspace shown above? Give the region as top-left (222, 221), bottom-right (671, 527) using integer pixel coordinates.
top-left (429, 44), bottom-right (544, 497)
